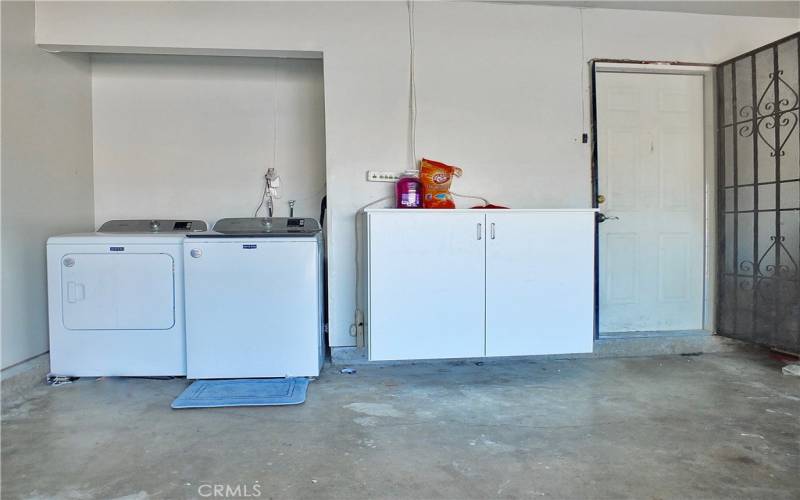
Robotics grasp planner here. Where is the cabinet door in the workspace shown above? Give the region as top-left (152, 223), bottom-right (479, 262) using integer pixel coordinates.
top-left (485, 212), bottom-right (594, 356)
top-left (367, 212), bottom-right (486, 360)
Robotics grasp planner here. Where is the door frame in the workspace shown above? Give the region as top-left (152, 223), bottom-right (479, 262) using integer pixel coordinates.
top-left (590, 60), bottom-right (717, 338)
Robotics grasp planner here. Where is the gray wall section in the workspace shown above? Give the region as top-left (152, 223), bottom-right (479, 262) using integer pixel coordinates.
top-left (1, 1), bottom-right (94, 369)
top-left (90, 54), bottom-right (325, 227)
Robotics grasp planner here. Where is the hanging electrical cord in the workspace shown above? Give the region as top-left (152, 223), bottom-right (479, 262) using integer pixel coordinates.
top-left (254, 168), bottom-right (281, 217)
top-left (272, 59), bottom-right (280, 201)
top-left (254, 60), bottom-right (282, 217)
top-left (348, 3), bottom-right (418, 347)
top-left (452, 192), bottom-right (490, 207)
top-left (253, 174), bottom-right (270, 217)
top-left (352, 196), bottom-right (393, 346)
top-left (407, 0), bottom-right (417, 171)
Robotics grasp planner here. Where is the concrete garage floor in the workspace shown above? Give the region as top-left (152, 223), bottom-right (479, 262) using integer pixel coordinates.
top-left (2, 349), bottom-right (799, 499)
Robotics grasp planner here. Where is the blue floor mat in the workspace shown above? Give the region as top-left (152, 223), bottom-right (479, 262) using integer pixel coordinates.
top-left (171, 378), bottom-right (309, 409)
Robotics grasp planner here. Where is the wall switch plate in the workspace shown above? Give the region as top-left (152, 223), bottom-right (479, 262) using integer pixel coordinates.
top-left (367, 171), bottom-right (402, 182)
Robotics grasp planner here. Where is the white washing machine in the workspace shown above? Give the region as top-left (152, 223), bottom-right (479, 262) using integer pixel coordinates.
top-left (47, 219), bottom-right (207, 377)
top-left (183, 217), bottom-right (324, 379)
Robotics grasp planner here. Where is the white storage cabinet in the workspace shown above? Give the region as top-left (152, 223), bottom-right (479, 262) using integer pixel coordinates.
top-left (365, 209), bottom-right (596, 361)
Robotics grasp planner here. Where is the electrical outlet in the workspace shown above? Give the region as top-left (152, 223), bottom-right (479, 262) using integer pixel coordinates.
top-left (367, 171), bottom-right (402, 182)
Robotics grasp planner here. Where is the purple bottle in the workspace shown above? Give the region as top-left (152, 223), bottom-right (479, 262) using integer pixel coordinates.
top-left (395, 172), bottom-right (422, 208)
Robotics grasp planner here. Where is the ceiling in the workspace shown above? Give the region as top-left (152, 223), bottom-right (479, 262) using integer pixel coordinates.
top-left (490, 1), bottom-right (800, 19)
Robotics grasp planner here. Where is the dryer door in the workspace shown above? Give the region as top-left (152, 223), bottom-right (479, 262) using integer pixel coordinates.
top-left (61, 253), bottom-right (175, 330)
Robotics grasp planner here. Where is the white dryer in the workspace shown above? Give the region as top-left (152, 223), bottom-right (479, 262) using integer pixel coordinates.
top-left (183, 217), bottom-right (324, 379)
top-left (47, 219), bottom-right (206, 377)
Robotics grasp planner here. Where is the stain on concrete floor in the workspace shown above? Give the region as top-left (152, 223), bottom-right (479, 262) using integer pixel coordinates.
top-left (2, 350), bottom-right (799, 499)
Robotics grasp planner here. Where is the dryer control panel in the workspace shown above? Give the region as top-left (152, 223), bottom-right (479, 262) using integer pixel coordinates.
top-left (98, 219), bottom-right (208, 233)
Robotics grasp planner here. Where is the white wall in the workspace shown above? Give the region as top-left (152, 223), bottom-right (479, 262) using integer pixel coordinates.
top-left (91, 54), bottom-right (325, 226)
top-left (2, 0), bottom-right (93, 369)
top-left (34, 1), bottom-right (800, 348)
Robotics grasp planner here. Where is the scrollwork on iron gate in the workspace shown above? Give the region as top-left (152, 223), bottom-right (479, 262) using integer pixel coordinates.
top-left (718, 33), bottom-right (800, 352)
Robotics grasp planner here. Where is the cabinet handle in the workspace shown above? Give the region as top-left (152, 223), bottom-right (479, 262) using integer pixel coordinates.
top-left (477, 223), bottom-right (482, 240)
top-left (490, 223), bottom-right (496, 240)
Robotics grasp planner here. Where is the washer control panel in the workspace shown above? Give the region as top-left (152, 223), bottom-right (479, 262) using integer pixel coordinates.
top-left (208, 218), bottom-right (322, 236)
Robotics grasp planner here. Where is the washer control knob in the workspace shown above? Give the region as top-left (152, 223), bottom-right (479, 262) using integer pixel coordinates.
top-left (190, 249), bottom-right (202, 258)
top-left (150, 220), bottom-right (160, 231)
top-left (63, 257), bottom-right (76, 267)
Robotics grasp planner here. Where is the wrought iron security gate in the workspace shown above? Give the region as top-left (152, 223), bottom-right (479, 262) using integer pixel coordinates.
top-left (717, 33), bottom-right (800, 352)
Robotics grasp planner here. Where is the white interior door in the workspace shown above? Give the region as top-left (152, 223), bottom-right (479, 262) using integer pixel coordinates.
top-left (367, 212), bottom-right (485, 360)
top-left (597, 72), bottom-right (705, 333)
top-left (485, 211), bottom-right (595, 356)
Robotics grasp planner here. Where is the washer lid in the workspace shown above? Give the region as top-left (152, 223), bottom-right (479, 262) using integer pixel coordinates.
top-left (206, 217), bottom-right (322, 236)
top-left (98, 219), bottom-right (207, 233)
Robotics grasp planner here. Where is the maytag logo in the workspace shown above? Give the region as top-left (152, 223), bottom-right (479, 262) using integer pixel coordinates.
top-left (109, 246), bottom-right (125, 252)
top-left (243, 244), bottom-right (257, 249)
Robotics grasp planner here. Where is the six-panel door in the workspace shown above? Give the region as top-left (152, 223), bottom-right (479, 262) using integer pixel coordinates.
top-left (485, 211), bottom-right (595, 356)
top-left (367, 211), bottom-right (486, 361)
top-left (596, 72), bottom-right (704, 333)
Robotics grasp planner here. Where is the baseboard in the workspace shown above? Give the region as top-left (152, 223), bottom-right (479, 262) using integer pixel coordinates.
top-left (598, 329), bottom-right (712, 339)
top-left (331, 334), bottom-right (748, 366)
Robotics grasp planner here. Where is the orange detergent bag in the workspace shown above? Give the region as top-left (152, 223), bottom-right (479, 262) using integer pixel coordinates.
top-left (419, 158), bottom-right (463, 209)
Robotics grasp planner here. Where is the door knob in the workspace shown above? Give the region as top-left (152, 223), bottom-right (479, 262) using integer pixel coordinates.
top-left (597, 213), bottom-right (620, 223)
